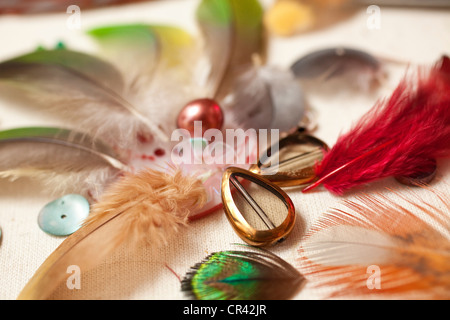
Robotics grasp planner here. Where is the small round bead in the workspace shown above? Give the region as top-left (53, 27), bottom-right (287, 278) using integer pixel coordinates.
top-left (38, 194), bottom-right (90, 236)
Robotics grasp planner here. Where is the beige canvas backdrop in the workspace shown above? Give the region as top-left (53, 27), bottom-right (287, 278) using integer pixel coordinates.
top-left (0, 0), bottom-right (449, 299)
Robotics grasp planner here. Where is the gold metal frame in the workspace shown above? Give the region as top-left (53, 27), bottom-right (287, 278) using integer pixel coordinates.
top-left (249, 129), bottom-right (329, 187)
top-left (221, 166), bottom-right (296, 247)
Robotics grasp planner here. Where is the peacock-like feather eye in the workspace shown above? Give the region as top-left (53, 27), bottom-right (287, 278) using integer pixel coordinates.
top-left (181, 248), bottom-right (306, 300)
top-left (221, 167), bottom-right (296, 247)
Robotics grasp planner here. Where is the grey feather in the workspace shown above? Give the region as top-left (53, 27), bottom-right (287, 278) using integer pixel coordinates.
top-left (0, 49), bottom-right (168, 147)
top-left (0, 127), bottom-right (128, 200)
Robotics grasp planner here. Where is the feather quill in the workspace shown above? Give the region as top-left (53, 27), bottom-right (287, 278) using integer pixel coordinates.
top-left (303, 55), bottom-right (450, 195)
top-left (297, 187), bottom-right (450, 299)
top-left (182, 247), bottom-right (305, 300)
top-left (87, 24), bottom-right (201, 138)
top-left (0, 127), bottom-right (127, 200)
top-left (0, 49), bottom-right (168, 145)
top-left (17, 167), bottom-right (207, 300)
top-left (196, 0), bottom-right (276, 130)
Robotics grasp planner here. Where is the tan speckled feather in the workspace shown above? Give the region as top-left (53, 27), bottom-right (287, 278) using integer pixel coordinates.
top-left (18, 167), bottom-right (207, 300)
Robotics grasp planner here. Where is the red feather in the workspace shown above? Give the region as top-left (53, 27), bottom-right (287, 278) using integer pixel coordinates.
top-left (303, 56), bottom-right (450, 195)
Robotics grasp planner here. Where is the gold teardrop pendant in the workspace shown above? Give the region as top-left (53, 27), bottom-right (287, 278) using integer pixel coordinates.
top-left (249, 128), bottom-right (329, 187)
top-left (221, 167), bottom-right (296, 247)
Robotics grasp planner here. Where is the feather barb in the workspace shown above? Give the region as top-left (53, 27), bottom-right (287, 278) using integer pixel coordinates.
top-left (17, 167), bottom-right (206, 300)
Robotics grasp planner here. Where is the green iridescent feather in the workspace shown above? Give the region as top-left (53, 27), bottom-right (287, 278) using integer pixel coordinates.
top-left (181, 249), bottom-right (305, 300)
top-left (87, 23), bottom-right (199, 131)
top-left (87, 24), bottom-right (196, 82)
top-left (196, 0), bottom-right (266, 100)
top-left (195, 0), bottom-right (274, 131)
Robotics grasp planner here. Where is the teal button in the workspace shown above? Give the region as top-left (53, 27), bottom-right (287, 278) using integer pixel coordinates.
top-left (38, 194), bottom-right (90, 236)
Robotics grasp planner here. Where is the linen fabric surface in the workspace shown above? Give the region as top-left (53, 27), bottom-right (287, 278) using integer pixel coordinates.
top-left (0, 0), bottom-right (449, 300)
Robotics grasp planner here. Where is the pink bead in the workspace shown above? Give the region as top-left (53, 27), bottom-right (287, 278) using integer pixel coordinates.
top-left (177, 98), bottom-right (224, 136)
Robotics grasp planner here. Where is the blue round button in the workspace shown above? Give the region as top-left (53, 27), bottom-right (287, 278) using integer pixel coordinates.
top-left (38, 194), bottom-right (90, 236)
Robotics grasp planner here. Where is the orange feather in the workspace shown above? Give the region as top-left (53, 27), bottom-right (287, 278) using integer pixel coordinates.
top-left (297, 186), bottom-right (450, 299)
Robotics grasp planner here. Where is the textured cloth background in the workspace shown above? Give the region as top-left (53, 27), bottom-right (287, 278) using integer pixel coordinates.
top-left (0, 0), bottom-right (449, 300)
